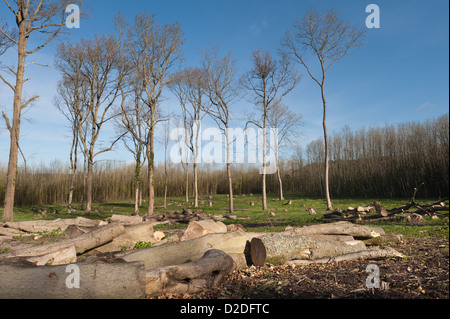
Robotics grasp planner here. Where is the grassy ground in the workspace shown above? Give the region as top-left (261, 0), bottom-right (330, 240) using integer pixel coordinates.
top-left (2, 193), bottom-right (448, 239)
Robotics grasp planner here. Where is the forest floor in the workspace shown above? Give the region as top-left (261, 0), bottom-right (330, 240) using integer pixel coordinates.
top-left (157, 236), bottom-right (448, 299)
top-left (2, 194), bottom-right (448, 299)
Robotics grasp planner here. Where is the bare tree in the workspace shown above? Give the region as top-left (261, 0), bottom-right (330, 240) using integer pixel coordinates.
top-left (242, 49), bottom-right (299, 210)
top-left (282, 7), bottom-right (366, 210)
top-left (54, 65), bottom-right (88, 214)
top-left (202, 47), bottom-right (241, 213)
top-left (116, 12), bottom-right (183, 216)
top-left (55, 35), bottom-right (127, 214)
top-left (0, 0), bottom-right (75, 222)
top-left (116, 87), bottom-right (148, 215)
top-left (169, 68), bottom-right (211, 208)
top-left (267, 103), bottom-right (303, 200)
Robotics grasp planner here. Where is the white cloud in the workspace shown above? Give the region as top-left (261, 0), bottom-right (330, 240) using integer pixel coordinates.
top-left (417, 102), bottom-right (436, 111)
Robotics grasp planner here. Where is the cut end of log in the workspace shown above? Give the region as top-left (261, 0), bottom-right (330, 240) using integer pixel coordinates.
top-left (250, 237), bottom-right (266, 266)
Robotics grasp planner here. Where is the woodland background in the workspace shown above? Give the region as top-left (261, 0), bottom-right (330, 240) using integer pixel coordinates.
top-left (2, 113), bottom-right (447, 206)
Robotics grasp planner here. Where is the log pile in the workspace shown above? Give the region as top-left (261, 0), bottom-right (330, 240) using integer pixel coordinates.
top-left (321, 200), bottom-right (449, 223)
top-left (0, 211), bottom-right (405, 299)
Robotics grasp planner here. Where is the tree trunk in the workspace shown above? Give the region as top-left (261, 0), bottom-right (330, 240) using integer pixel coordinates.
top-left (321, 81), bottom-right (332, 211)
top-left (286, 247), bottom-right (405, 265)
top-left (185, 163), bottom-right (189, 202)
top-left (250, 232), bottom-right (367, 266)
top-left (0, 223), bottom-right (125, 261)
top-left (110, 229), bottom-right (247, 270)
top-left (4, 216), bottom-right (103, 233)
top-left (226, 128), bottom-right (234, 213)
top-left (277, 164), bottom-right (284, 201)
top-left (193, 162), bottom-right (199, 208)
top-left (85, 159), bottom-right (94, 215)
top-left (0, 262), bottom-right (146, 299)
top-left (145, 249), bottom-right (235, 297)
top-left (2, 22), bottom-right (27, 223)
top-left (134, 151), bottom-right (141, 214)
top-left (262, 123), bottom-right (268, 210)
top-left (286, 221), bottom-right (383, 239)
top-left (147, 132), bottom-right (155, 216)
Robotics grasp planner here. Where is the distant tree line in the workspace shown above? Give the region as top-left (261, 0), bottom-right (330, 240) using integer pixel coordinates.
top-left (0, 114), bottom-right (447, 206)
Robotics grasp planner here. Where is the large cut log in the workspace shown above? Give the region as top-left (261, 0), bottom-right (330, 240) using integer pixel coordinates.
top-left (251, 232), bottom-right (367, 266)
top-left (0, 245), bottom-right (78, 266)
top-left (180, 219), bottom-right (227, 241)
top-left (286, 247), bottom-right (405, 265)
top-left (0, 261), bottom-right (146, 299)
top-left (95, 222), bottom-right (155, 253)
top-left (111, 229), bottom-right (247, 270)
top-left (145, 249), bottom-right (234, 297)
top-left (0, 222), bottom-right (125, 262)
top-left (288, 221), bottom-right (383, 239)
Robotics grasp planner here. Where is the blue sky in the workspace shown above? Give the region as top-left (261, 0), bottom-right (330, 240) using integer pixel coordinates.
top-left (0, 0), bottom-right (448, 169)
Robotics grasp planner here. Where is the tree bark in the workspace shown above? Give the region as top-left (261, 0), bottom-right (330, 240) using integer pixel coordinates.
top-left (286, 221), bottom-right (383, 239)
top-left (4, 216), bottom-right (103, 233)
top-left (147, 128), bottom-right (155, 216)
top-left (251, 232), bottom-right (367, 266)
top-left (0, 262), bottom-right (146, 299)
top-left (0, 223), bottom-right (125, 261)
top-left (286, 247), bottom-right (405, 265)
top-left (321, 80), bottom-right (332, 211)
top-left (2, 19), bottom-right (27, 223)
top-left (145, 249), bottom-right (235, 297)
top-left (85, 159), bottom-right (94, 214)
top-left (110, 229), bottom-right (247, 270)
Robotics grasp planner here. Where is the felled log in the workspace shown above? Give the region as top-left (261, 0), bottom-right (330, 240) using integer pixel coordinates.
top-left (0, 261), bottom-right (146, 299)
top-left (363, 234), bottom-right (404, 246)
top-left (286, 247), bottom-right (405, 265)
top-left (111, 229), bottom-right (248, 270)
top-left (0, 223), bottom-right (125, 261)
top-left (145, 249), bottom-right (235, 297)
top-left (250, 232), bottom-right (367, 266)
top-left (0, 245), bottom-right (77, 266)
top-left (95, 222), bottom-right (155, 253)
top-left (107, 214), bottom-right (143, 225)
top-left (4, 217), bottom-right (105, 233)
top-left (180, 219), bottom-right (227, 241)
top-left (287, 221), bottom-right (383, 239)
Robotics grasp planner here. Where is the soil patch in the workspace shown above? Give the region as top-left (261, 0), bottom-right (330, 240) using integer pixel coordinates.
top-left (155, 237), bottom-right (449, 299)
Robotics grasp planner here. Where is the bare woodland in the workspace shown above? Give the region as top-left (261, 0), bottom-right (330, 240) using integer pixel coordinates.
top-left (0, 2), bottom-right (448, 300)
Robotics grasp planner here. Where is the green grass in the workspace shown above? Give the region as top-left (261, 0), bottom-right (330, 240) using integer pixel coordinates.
top-left (2, 194), bottom-right (448, 239)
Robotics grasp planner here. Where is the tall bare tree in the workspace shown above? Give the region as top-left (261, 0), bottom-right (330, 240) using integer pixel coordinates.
top-left (54, 63), bottom-right (88, 214)
top-left (202, 47), bottom-right (241, 213)
top-left (169, 67), bottom-right (210, 208)
top-left (282, 7), bottom-right (366, 210)
top-left (0, 0), bottom-right (74, 222)
top-left (116, 83), bottom-right (148, 215)
top-left (242, 49), bottom-right (299, 210)
top-left (55, 35), bottom-right (126, 214)
top-left (267, 103), bottom-right (303, 200)
top-left (116, 12), bottom-right (183, 216)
